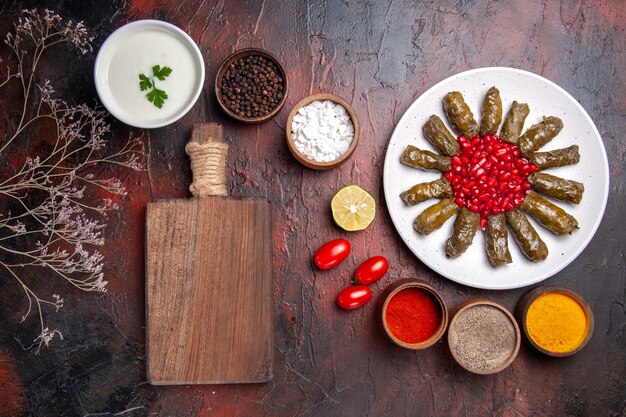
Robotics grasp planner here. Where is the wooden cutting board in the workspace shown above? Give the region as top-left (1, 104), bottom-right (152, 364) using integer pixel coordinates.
top-left (145, 123), bottom-right (273, 385)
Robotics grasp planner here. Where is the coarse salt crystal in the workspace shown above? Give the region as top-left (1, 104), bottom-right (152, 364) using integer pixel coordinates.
top-left (291, 100), bottom-right (354, 163)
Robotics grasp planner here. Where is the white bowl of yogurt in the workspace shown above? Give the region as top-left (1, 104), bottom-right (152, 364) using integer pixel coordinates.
top-left (94, 20), bottom-right (204, 129)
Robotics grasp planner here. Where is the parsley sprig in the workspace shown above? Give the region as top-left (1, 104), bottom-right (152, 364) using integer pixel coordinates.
top-left (139, 65), bottom-right (173, 109)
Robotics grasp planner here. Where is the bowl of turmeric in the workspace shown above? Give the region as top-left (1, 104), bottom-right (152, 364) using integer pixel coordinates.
top-left (516, 286), bottom-right (594, 357)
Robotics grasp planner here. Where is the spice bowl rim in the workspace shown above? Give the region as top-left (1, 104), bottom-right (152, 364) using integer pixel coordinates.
top-left (94, 19), bottom-right (205, 129)
top-left (215, 47), bottom-right (288, 124)
top-left (515, 285), bottom-right (594, 357)
top-left (285, 92), bottom-right (360, 170)
top-left (379, 278), bottom-right (448, 350)
top-left (447, 298), bottom-right (521, 375)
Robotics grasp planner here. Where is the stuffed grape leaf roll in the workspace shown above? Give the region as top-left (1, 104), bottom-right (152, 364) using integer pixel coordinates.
top-left (500, 101), bottom-right (530, 144)
top-left (422, 115), bottom-right (461, 156)
top-left (520, 191), bottom-right (578, 234)
top-left (401, 145), bottom-right (451, 172)
top-left (518, 116), bottom-right (564, 156)
top-left (485, 214), bottom-right (512, 267)
top-left (400, 178), bottom-right (453, 206)
top-left (479, 86), bottom-right (503, 136)
top-left (528, 172), bottom-right (584, 204)
top-left (505, 209), bottom-right (549, 261)
top-left (445, 207), bottom-right (480, 257)
top-left (443, 91), bottom-right (479, 139)
top-left (528, 145), bottom-right (580, 170)
top-left (413, 198), bottom-right (459, 235)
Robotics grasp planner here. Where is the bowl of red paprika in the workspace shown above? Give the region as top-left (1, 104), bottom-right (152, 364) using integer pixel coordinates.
top-left (380, 279), bottom-right (448, 350)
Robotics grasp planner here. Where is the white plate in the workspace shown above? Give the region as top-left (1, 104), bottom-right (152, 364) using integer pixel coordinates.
top-left (383, 67), bottom-right (609, 290)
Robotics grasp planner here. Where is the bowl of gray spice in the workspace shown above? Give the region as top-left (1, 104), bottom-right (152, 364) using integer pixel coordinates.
top-left (215, 48), bottom-right (288, 124)
top-left (447, 299), bottom-right (521, 375)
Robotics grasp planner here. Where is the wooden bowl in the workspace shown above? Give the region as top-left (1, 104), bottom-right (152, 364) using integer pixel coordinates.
top-left (447, 299), bottom-right (520, 375)
top-left (215, 48), bottom-right (288, 124)
top-left (379, 279), bottom-right (448, 350)
top-left (515, 286), bottom-right (594, 357)
top-left (285, 93), bottom-right (360, 170)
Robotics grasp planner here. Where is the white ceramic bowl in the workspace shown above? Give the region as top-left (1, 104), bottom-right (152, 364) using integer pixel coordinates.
top-left (94, 20), bottom-right (204, 129)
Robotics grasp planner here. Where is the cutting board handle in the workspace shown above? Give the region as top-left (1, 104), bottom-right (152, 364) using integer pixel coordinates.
top-left (185, 123), bottom-right (228, 197)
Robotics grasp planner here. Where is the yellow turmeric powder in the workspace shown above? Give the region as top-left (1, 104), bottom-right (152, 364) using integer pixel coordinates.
top-left (525, 292), bottom-right (589, 353)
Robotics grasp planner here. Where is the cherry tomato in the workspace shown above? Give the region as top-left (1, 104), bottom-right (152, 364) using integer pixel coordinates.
top-left (336, 285), bottom-right (372, 310)
top-left (313, 238), bottom-right (351, 270)
top-left (353, 256), bottom-right (389, 285)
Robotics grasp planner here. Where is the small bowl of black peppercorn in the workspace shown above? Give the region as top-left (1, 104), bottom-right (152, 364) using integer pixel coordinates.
top-left (215, 48), bottom-right (288, 124)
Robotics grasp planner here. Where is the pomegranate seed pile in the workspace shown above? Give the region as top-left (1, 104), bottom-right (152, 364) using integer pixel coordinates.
top-left (443, 134), bottom-right (539, 229)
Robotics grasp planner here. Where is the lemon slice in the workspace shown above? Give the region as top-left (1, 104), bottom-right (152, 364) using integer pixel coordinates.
top-left (331, 185), bottom-right (376, 231)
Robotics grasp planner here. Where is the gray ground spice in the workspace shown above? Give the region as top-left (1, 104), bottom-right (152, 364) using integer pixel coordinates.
top-left (449, 304), bottom-right (517, 372)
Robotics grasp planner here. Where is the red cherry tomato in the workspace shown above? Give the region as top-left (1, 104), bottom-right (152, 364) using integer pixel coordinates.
top-left (353, 256), bottom-right (389, 285)
top-left (313, 238), bottom-right (351, 270)
top-left (336, 285), bottom-right (372, 310)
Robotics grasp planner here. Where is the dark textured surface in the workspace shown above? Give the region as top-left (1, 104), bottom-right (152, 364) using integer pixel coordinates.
top-left (0, 1), bottom-right (624, 416)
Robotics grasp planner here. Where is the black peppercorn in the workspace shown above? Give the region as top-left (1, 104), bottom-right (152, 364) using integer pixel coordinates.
top-left (220, 53), bottom-right (286, 119)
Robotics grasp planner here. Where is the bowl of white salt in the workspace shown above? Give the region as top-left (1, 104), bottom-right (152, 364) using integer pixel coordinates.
top-left (286, 93), bottom-right (360, 170)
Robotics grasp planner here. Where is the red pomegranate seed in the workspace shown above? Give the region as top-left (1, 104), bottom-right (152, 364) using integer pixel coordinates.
top-left (514, 158), bottom-right (526, 168)
top-left (443, 134), bottom-right (537, 219)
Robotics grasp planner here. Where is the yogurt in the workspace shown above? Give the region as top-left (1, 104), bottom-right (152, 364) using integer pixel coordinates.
top-left (95, 20), bottom-right (204, 128)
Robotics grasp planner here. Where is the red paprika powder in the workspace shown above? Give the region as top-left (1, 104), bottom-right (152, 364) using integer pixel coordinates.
top-left (385, 288), bottom-right (442, 344)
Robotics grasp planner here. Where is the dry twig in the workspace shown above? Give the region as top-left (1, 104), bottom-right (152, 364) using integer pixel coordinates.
top-left (0, 9), bottom-right (145, 353)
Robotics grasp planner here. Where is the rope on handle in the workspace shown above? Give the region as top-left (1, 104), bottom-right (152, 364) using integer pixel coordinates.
top-left (185, 140), bottom-right (229, 197)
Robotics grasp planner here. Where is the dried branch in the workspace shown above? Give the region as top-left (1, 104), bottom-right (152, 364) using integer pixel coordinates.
top-left (0, 9), bottom-right (145, 353)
